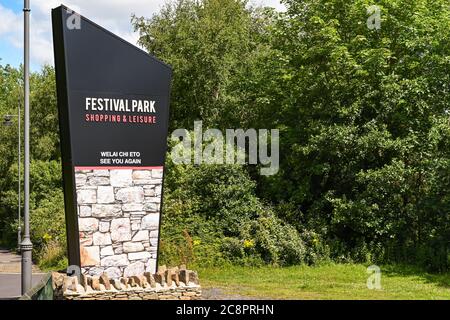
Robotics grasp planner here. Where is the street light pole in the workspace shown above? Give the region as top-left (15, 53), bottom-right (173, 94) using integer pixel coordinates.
top-left (21, 0), bottom-right (33, 295)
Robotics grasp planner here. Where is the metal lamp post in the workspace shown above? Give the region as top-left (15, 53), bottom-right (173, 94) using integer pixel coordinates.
top-left (21, 0), bottom-right (33, 295)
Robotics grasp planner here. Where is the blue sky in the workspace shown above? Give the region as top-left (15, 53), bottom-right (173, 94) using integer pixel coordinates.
top-left (4, 0), bottom-right (22, 11)
top-left (0, 0), bottom-right (285, 72)
top-left (0, 1), bottom-right (26, 68)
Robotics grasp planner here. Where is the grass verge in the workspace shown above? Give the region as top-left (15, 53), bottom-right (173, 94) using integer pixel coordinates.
top-left (197, 263), bottom-right (450, 300)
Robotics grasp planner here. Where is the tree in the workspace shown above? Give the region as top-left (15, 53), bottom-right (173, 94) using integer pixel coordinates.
top-left (260, 0), bottom-right (450, 268)
top-left (0, 63), bottom-right (65, 268)
top-left (132, 0), bottom-right (276, 130)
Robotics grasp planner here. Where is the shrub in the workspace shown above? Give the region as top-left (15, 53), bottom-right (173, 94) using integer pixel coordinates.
top-left (160, 147), bottom-right (309, 266)
top-left (29, 183), bottom-right (67, 269)
top-left (38, 240), bottom-right (68, 271)
top-left (240, 211), bottom-right (306, 266)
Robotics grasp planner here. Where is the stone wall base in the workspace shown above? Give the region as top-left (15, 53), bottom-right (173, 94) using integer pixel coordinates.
top-left (52, 266), bottom-right (201, 300)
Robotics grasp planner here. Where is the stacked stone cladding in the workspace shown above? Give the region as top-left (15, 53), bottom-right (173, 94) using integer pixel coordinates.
top-left (75, 168), bottom-right (163, 278)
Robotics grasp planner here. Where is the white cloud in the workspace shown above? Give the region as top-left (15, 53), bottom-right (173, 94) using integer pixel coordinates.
top-left (0, 0), bottom-right (285, 67)
top-left (0, 3), bottom-right (22, 55)
top-left (0, 4), bottom-right (20, 36)
top-left (33, 0), bottom-right (168, 66)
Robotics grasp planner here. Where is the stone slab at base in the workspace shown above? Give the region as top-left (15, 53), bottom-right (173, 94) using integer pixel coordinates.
top-left (52, 266), bottom-right (201, 300)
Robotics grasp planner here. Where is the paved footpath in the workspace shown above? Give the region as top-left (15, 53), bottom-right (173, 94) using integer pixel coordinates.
top-left (0, 248), bottom-right (45, 300)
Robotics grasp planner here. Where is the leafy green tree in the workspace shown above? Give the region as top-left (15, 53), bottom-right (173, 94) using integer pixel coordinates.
top-left (0, 63), bottom-right (64, 267)
top-left (259, 0), bottom-right (450, 268)
top-left (132, 0), bottom-right (276, 130)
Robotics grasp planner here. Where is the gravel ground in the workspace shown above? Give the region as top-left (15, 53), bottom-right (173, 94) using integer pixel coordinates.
top-left (201, 287), bottom-right (268, 300)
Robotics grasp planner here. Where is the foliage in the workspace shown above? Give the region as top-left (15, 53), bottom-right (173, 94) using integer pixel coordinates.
top-left (133, 0), bottom-right (449, 271)
top-left (159, 142), bottom-right (308, 267)
top-left (37, 240), bottom-right (68, 272)
top-left (0, 0), bottom-right (448, 273)
top-left (0, 63), bottom-right (65, 268)
top-left (262, 0), bottom-right (449, 269)
top-left (132, 0), bottom-right (276, 130)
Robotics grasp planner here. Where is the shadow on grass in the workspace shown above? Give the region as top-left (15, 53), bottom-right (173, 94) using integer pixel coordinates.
top-left (382, 264), bottom-right (450, 289)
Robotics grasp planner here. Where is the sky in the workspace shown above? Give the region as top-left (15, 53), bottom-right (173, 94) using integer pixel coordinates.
top-left (0, 0), bottom-right (286, 71)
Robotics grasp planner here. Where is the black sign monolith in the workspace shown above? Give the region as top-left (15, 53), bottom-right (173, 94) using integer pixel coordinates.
top-left (52, 5), bottom-right (171, 276)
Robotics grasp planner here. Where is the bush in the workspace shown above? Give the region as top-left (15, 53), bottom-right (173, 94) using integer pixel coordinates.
top-left (239, 211), bottom-right (306, 266)
top-left (160, 146), bottom-right (310, 267)
top-left (416, 238), bottom-right (449, 273)
top-left (28, 167), bottom-right (67, 269)
top-left (38, 240), bottom-right (68, 271)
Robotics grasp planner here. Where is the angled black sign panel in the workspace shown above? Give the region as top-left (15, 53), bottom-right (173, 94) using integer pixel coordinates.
top-left (52, 5), bottom-right (171, 276)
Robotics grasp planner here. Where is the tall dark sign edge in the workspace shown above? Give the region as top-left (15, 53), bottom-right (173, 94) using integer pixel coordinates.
top-left (52, 6), bottom-right (80, 267)
top-left (52, 5), bottom-right (173, 271)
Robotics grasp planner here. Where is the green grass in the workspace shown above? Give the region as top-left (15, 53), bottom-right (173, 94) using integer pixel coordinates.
top-left (197, 263), bottom-right (450, 300)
